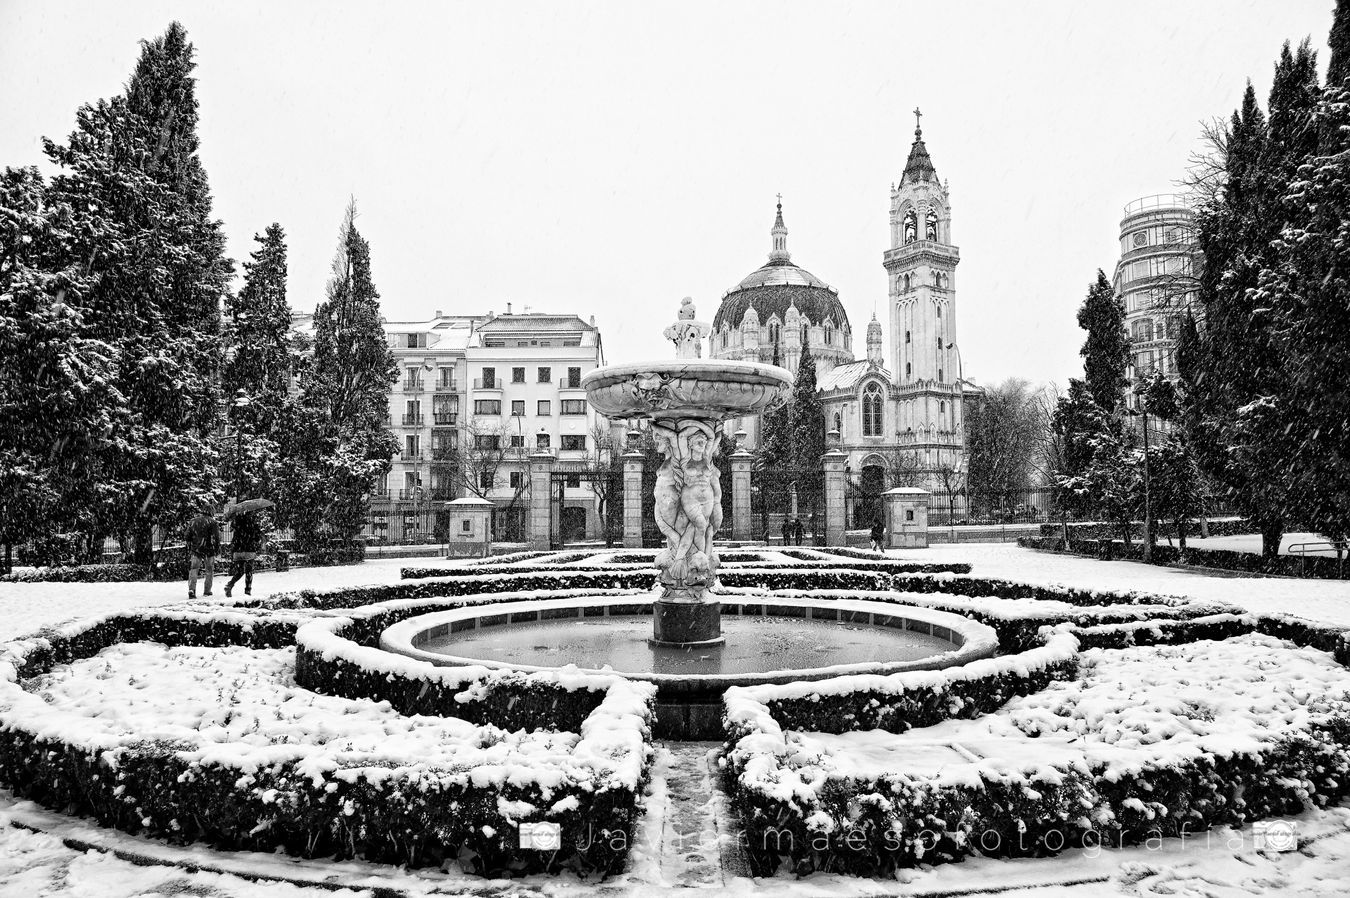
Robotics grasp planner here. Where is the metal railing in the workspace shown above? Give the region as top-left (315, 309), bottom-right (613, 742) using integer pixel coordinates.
top-left (401, 413), bottom-right (424, 426)
top-left (433, 412), bottom-right (458, 426)
top-left (401, 380), bottom-right (424, 393)
top-left (400, 452), bottom-right (423, 461)
top-left (1122, 194), bottom-right (1192, 216)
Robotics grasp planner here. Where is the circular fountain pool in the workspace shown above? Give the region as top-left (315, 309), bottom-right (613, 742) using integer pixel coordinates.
top-left (379, 595), bottom-right (998, 737)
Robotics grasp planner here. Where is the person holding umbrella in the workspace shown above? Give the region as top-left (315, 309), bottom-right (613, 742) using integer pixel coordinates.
top-left (224, 498), bottom-right (273, 598)
top-left (185, 500), bottom-right (220, 598)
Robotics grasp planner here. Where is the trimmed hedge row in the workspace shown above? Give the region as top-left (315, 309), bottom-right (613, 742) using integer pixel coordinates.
top-left (1019, 536), bottom-right (1348, 580)
top-left (0, 603), bottom-right (654, 877)
top-left (727, 714), bottom-right (1350, 877)
top-left (1037, 518), bottom-right (1252, 541)
top-left (724, 630), bottom-right (1081, 738)
top-left (1067, 613), bottom-right (1350, 664)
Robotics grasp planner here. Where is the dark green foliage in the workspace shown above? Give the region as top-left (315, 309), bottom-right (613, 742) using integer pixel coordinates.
top-left (1076, 270), bottom-right (1128, 412)
top-left (275, 203), bottom-right (397, 550)
top-left (1049, 379), bottom-right (1113, 519)
top-left (36, 22), bottom-right (232, 563)
top-left (223, 223), bottom-right (295, 499)
top-left (789, 348), bottom-right (825, 466)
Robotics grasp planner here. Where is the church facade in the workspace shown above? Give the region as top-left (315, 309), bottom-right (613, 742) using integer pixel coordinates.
top-left (711, 114), bottom-right (978, 503)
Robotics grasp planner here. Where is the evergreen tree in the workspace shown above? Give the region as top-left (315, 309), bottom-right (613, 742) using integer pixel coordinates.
top-left (1075, 270), bottom-right (1128, 412)
top-left (223, 223), bottom-right (294, 499)
top-left (1049, 378), bottom-right (1113, 522)
top-left (0, 167), bottom-right (124, 568)
top-left (788, 347), bottom-right (825, 469)
top-left (40, 22), bottom-right (231, 563)
top-left (1183, 52), bottom-right (1320, 557)
top-left (1252, 9), bottom-right (1350, 544)
top-left (1149, 437), bottom-right (1204, 552)
top-left (276, 203), bottom-right (396, 551)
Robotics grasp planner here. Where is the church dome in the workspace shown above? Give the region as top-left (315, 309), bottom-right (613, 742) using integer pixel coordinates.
top-left (712, 201), bottom-right (851, 332)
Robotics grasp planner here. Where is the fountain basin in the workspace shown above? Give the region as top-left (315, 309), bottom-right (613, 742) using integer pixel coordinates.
top-left (379, 595), bottom-right (998, 738)
top-left (580, 360), bottom-right (792, 422)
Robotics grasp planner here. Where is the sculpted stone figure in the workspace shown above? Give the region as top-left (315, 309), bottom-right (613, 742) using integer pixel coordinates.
top-left (662, 296), bottom-right (709, 360)
top-left (651, 418), bottom-right (721, 599)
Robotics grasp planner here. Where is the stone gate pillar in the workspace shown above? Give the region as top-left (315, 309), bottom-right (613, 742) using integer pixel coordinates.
top-left (730, 449), bottom-right (753, 541)
top-left (822, 448), bottom-right (847, 546)
top-left (528, 450), bottom-right (556, 550)
top-left (622, 448), bottom-right (644, 548)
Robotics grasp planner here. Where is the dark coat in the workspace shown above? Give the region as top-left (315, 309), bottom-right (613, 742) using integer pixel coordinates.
top-left (870, 522), bottom-right (885, 542)
top-left (230, 512), bottom-right (264, 554)
top-left (185, 513), bottom-right (220, 557)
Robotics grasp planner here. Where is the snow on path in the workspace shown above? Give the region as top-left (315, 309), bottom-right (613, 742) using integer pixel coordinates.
top-left (889, 542), bottom-right (1350, 627)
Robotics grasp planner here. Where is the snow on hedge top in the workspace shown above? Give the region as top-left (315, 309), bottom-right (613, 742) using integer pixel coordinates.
top-left (5, 643), bottom-right (645, 794)
top-left (733, 635), bottom-right (1350, 800)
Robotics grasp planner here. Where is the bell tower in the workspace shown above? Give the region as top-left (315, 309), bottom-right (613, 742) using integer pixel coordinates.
top-left (883, 109), bottom-right (967, 480)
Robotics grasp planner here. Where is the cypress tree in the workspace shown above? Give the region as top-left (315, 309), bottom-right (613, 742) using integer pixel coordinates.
top-left (223, 223), bottom-right (294, 498)
top-left (41, 22), bottom-right (231, 563)
top-left (277, 203), bottom-right (397, 551)
top-left (788, 347), bottom-right (825, 469)
top-left (1075, 270), bottom-right (1128, 412)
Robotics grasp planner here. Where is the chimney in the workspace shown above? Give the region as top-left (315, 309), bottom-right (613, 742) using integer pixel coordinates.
top-left (589, 315), bottom-right (595, 326)
top-left (507, 302), bottom-right (513, 314)
top-left (435, 309), bottom-right (442, 318)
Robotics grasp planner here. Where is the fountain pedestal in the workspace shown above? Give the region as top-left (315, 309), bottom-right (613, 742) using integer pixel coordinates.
top-left (582, 298), bottom-right (792, 649)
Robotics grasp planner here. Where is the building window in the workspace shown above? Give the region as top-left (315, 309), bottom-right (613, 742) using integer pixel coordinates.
top-left (509, 471), bottom-right (523, 489)
top-left (405, 435), bottom-right (419, 457)
top-left (436, 368), bottom-right (455, 390)
top-left (862, 383), bottom-right (883, 437)
top-left (824, 326), bottom-right (833, 345)
top-left (567, 367), bottom-right (582, 388)
top-left (905, 362), bottom-right (912, 378)
top-left (536, 433), bottom-right (551, 449)
top-left (537, 400), bottom-right (551, 416)
top-left (938, 368), bottom-right (943, 382)
top-left (561, 435), bottom-right (586, 451)
top-left (905, 330), bottom-right (911, 344)
top-left (833, 411), bottom-right (841, 432)
top-left (462, 518), bottom-right (472, 532)
top-left (511, 400), bottom-right (525, 416)
top-left (939, 400), bottom-right (946, 413)
top-left (537, 366), bottom-right (551, 383)
top-left (905, 509), bottom-right (914, 522)
top-left (1133, 319), bottom-right (1154, 342)
top-left (769, 322), bottom-right (780, 343)
top-left (722, 330), bottom-right (729, 348)
top-left (474, 399), bottom-right (501, 416)
top-left (474, 434), bottom-right (500, 450)
top-left (561, 399), bottom-right (586, 416)
top-left (510, 434), bottom-right (524, 448)
top-left (406, 333), bottom-right (423, 349)
top-left (479, 470), bottom-right (493, 490)
top-left (512, 366), bottom-right (525, 383)
top-left (480, 367), bottom-right (496, 388)
top-left (800, 325), bottom-right (808, 344)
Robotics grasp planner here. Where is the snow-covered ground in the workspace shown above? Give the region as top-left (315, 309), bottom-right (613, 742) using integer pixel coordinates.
top-left (1, 543), bottom-right (1348, 896)
top-left (1186, 531), bottom-right (1345, 558)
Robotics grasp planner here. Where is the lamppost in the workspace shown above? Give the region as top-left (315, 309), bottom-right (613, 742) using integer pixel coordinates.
top-left (1127, 401), bottom-right (1153, 563)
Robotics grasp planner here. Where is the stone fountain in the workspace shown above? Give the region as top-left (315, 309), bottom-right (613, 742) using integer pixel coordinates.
top-left (581, 298), bottom-right (792, 647)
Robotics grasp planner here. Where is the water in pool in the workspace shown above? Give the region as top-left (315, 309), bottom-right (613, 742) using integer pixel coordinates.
top-left (418, 615), bottom-right (955, 676)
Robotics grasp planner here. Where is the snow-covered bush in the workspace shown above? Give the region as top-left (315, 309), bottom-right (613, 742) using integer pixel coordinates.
top-left (0, 603), bottom-right (654, 877)
top-left (724, 635), bottom-right (1350, 877)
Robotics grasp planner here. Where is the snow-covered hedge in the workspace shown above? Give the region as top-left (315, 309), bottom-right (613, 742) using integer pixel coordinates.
top-left (1019, 536), bottom-right (1347, 580)
top-left (1069, 612), bottom-right (1350, 665)
top-left (717, 585), bottom-right (1225, 653)
top-left (724, 635), bottom-right (1350, 877)
top-left (398, 559), bottom-right (971, 581)
top-left (724, 629), bottom-right (1081, 738)
top-left (0, 603), bottom-right (654, 877)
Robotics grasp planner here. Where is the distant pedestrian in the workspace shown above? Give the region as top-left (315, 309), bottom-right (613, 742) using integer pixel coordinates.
top-left (870, 519), bottom-right (886, 553)
top-left (780, 519), bottom-right (792, 546)
top-left (792, 518), bottom-right (805, 546)
top-left (224, 509), bottom-right (263, 598)
top-left (185, 502), bottom-right (220, 598)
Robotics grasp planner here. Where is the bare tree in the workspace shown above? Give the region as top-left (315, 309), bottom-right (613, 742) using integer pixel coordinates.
top-left (455, 419), bottom-right (529, 538)
top-left (578, 421), bottom-right (625, 546)
top-left (966, 378), bottom-right (1045, 514)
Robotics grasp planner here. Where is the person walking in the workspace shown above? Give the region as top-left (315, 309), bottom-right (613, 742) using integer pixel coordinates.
top-left (870, 519), bottom-right (886, 553)
top-left (780, 519), bottom-right (792, 546)
top-left (224, 509), bottom-right (263, 598)
top-left (185, 503), bottom-right (220, 598)
top-left (792, 518), bottom-right (805, 546)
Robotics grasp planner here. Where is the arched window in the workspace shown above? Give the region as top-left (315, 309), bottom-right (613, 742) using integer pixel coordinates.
top-left (925, 209), bottom-right (939, 240)
top-left (824, 326), bottom-right (833, 345)
top-left (862, 383), bottom-right (883, 437)
top-left (1132, 319), bottom-right (1154, 342)
top-left (721, 330), bottom-right (728, 348)
top-left (939, 400), bottom-right (946, 413)
top-left (768, 322), bottom-right (780, 343)
top-left (800, 325), bottom-right (808, 344)
top-left (833, 411), bottom-right (842, 433)
top-left (938, 368), bottom-right (944, 382)
top-left (905, 330), bottom-right (911, 344)
top-left (903, 210), bottom-right (918, 244)
top-left (905, 362), bottom-right (912, 379)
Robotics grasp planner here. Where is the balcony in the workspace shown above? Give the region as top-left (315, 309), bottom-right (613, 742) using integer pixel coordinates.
top-left (433, 384), bottom-right (457, 395)
top-left (400, 452), bottom-right (423, 462)
top-left (430, 447), bottom-right (458, 462)
top-left (473, 378), bottom-right (501, 390)
top-left (370, 488), bottom-right (391, 502)
top-left (402, 413), bottom-right (424, 426)
top-left (402, 380), bottom-right (425, 393)
top-left (433, 412), bottom-right (458, 426)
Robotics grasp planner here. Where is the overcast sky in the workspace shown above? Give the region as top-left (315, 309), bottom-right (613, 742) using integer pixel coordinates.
top-left (0, 1), bottom-right (1335, 388)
